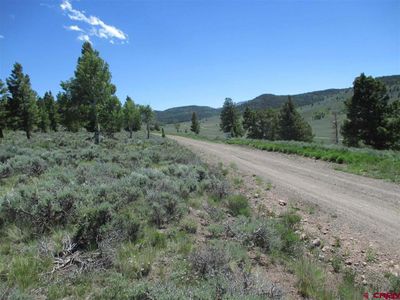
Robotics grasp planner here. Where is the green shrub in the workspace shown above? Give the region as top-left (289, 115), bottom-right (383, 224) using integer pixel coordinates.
top-left (147, 191), bottom-right (184, 228)
top-left (295, 258), bottom-right (332, 299)
top-left (338, 269), bottom-right (363, 300)
top-left (73, 203), bottom-right (112, 249)
top-left (116, 243), bottom-right (155, 279)
top-left (205, 176), bottom-right (230, 200)
top-left (226, 194), bottom-right (251, 217)
top-left (281, 211), bottom-right (301, 229)
top-left (207, 223), bottom-right (225, 238)
top-left (180, 217), bottom-right (197, 234)
top-left (189, 245), bottom-right (228, 277)
top-left (331, 254), bottom-right (343, 273)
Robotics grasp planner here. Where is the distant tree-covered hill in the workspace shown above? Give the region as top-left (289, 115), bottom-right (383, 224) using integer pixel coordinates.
top-left (155, 105), bottom-right (220, 124)
top-left (157, 75), bottom-right (400, 124)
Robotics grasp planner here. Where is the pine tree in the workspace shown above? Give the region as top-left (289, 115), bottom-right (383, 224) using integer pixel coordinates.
top-left (220, 98), bottom-right (243, 137)
top-left (278, 96), bottom-right (312, 142)
top-left (98, 95), bottom-right (123, 137)
top-left (190, 112), bottom-right (200, 134)
top-left (243, 107), bottom-right (278, 140)
top-left (43, 91), bottom-right (59, 131)
top-left (258, 109), bottom-right (278, 140)
top-left (37, 96), bottom-right (50, 132)
top-left (6, 63), bottom-right (39, 139)
top-left (242, 106), bottom-right (254, 132)
top-left (342, 73), bottom-right (390, 149)
top-left (60, 42), bottom-right (117, 143)
top-left (140, 105), bottom-right (153, 139)
top-left (0, 80), bottom-right (8, 138)
top-left (57, 88), bottom-right (80, 132)
top-left (123, 96), bottom-right (141, 138)
top-left (387, 100), bottom-right (400, 149)
top-left (6, 63), bottom-right (25, 130)
top-left (161, 127), bottom-right (166, 138)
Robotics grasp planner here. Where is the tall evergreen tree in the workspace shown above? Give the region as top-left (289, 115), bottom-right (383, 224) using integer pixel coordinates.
top-left (99, 95), bottom-right (123, 137)
top-left (6, 63), bottom-right (25, 130)
top-left (6, 63), bottom-right (39, 139)
top-left (387, 100), bottom-right (400, 149)
top-left (342, 73), bottom-right (390, 149)
top-left (242, 106), bottom-right (254, 133)
top-left (60, 42), bottom-right (117, 143)
top-left (37, 96), bottom-right (50, 132)
top-left (190, 112), bottom-right (200, 134)
top-left (43, 91), bottom-right (59, 131)
top-left (0, 80), bottom-right (8, 138)
top-left (123, 96), bottom-right (141, 138)
top-left (243, 107), bottom-right (278, 140)
top-left (140, 105), bottom-right (153, 139)
top-left (257, 109), bottom-right (278, 140)
top-left (220, 98), bottom-right (243, 137)
top-left (278, 96), bottom-right (312, 142)
top-left (57, 88), bottom-right (80, 132)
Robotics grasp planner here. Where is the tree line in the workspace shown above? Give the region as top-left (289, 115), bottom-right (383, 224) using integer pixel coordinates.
top-left (219, 97), bottom-right (313, 142)
top-left (218, 74), bottom-right (400, 150)
top-left (0, 42), bottom-right (154, 143)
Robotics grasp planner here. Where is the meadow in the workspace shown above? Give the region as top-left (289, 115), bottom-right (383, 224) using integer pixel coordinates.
top-left (0, 130), bottom-right (296, 299)
top-left (1, 131), bottom-right (384, 298)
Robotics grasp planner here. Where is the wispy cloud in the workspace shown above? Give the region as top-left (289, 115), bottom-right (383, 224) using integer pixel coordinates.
top-left (60, 0), bottom-right (128, 44)
top-left (65, 25), bottom-right (84, 32)
top-left (0, 35), bottom-right (4, 39)
top-left (78, 34), bottom-right (91, 43)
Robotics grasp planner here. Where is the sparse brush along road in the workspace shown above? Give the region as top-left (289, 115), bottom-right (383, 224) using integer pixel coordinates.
top-left (170, 135), bottom-right (400, 252)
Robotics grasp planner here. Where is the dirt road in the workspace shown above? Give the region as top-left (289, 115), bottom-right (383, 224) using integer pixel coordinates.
top-left (171, 136), bottom-right (400, 251)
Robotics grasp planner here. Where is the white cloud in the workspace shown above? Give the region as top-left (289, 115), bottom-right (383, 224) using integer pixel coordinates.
top-left (78, 34), bottom-right (91, 43)
top-left (65, 25), bottom-right (84, 32)
top-left (0, 35), bottom-right (4, 39)
top-left (60, 0), bottom-right (127, 44)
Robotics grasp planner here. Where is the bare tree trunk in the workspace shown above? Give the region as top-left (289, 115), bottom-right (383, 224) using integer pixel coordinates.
top-left (26, 130), bottom-right (31, 139)
top-left (129, 127), bottom-right (133, 138)
top-left (147, 123), bottom-right (150, 139)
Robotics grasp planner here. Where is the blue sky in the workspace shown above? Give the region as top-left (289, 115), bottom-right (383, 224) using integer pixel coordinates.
top-left (0, 0), bottom-right (399, 110)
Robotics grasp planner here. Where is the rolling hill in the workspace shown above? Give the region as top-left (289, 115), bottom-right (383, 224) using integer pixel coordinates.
top-left (155, 105), bottom-right (220, 124)
top-left (156, 75), bottom-right (400, 125)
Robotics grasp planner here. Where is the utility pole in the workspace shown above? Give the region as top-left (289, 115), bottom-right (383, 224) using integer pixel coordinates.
top-left (332, 112), bottom-right (339, 144)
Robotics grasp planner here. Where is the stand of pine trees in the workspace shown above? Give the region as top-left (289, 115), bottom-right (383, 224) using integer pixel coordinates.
top-left (342, 73), bottom-right (400, 149)
top-left (241, 97), bottom-right (313, 142)
top-left (0, 42), bottom-right (151, 143)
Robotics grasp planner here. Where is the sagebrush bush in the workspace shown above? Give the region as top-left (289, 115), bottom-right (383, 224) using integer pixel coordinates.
top-left (189, 245), bottom-right (228, 277)
top-left (180, 217), bottom-right (197, 234)
top-left (0, 131), bottom-right (236, 297)
top-left (226, 194), bottom-right (251, 217)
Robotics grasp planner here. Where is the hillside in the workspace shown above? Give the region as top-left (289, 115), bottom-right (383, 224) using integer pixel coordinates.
top-left (157, 75), bottom-right (400, 124)
top-left (155, 105), bottom-right (220, 124)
